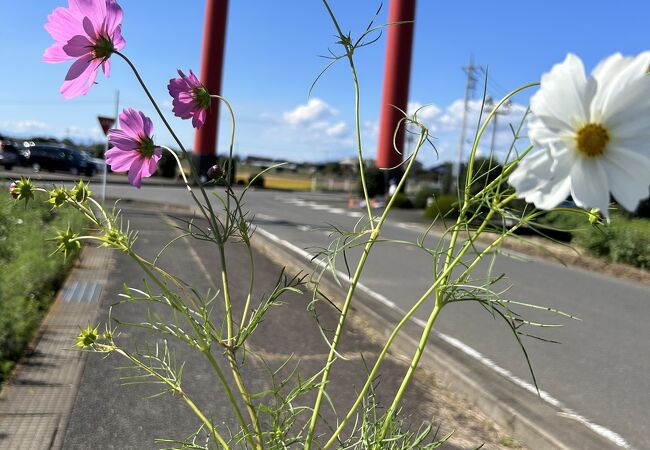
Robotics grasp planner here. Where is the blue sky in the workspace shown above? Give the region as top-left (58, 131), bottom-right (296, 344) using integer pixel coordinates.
top-left (1, 1), bottom-right (648, 167)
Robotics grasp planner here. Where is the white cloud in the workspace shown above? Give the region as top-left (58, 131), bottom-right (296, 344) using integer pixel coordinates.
top-left (325, 121), bottom-right (347, 137)
top-left (407, 101), bottom-right (441, 122)
top-left (234, 96), bottom-right (529, 165)
top-left (0, 120), bottom-right (49, 135)
top-left (282, 98), bottom-right (336, 125)
top-left (0, 120), bottom-right (104, 143)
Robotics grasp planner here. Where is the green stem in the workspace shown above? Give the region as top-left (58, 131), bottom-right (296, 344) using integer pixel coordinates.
top-left (116, 55), bottom-right (262, 446)
top-left (203, 350), bottom-right (257, 450)
top-left (114, 51), bottom-right (224, 246)
top-left (239, 243), bottom-right (255, 330)
top-left (161, 145), bottom-right (191, 190)
top-left (114, 348), bottom-right (230, 449)
top-left (321, 0), bottom-right (374, 228)
top-left (305, 128), bottom-right (426, 449)
top-left (375, 194), bottom-right (519, 445)
top-left (127, 251), bottom-right (255, 445)
top-left (322, 193), bottom-right (504, 448)
top-left (217, 244), bottom-right (263, 449)
top-left (375, 303), bottom-right (442, 446)
top-left (226, 350), bottom-right (264, 450)
top-left (463, 83), bottom-right (538, 207)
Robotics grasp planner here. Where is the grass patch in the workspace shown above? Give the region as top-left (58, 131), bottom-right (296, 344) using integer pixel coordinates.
top-left (0, 190), bottom-right (84, 383)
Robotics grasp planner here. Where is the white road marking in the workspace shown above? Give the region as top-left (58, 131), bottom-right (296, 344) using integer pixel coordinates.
top-left (255, 226), bottom-right (633, 450)
top-left (256, 213), bottom-right (278, 221)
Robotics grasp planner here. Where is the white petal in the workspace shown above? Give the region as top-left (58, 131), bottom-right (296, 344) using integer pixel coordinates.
top-left (603, 148), bottom-right (650, 212)
top-left (509, 150), bottom-right (553, 195)
top-left (591, 51), bottom-right (650, 122)
top-left (530, 53), bottom-right (596, 128)
top-left (528, 115), bottom-right (573, 149)
top-left (570, 157), bottom-right (610, 216)
top-left (603, 76), bottom-right (650, 155)
top-left (531, 176), bottom-right (572, 210)
top-left (509, 149), bottom-right (573, 210)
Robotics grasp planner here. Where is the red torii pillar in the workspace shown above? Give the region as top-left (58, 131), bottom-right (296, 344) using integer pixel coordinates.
top-left (376, 0), bottom-right (416, 188)
top-left (194, 0), bottom-right (229, 178)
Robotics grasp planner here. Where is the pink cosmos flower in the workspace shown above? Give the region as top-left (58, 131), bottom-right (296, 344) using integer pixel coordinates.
top-left (167, 69), bottom-right (211, 128)
top-left (105, 109), bottom-right (162, 188)
top-left (43, 0), bottom-right (126, 99)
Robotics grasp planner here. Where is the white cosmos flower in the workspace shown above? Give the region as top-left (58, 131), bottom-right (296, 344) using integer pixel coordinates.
top-left (509, 52), bottom-right (650, 218)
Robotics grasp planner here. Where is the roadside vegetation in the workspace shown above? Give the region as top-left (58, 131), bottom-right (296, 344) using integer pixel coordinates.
top-left (539, 209), bottom-right (650, 270)
top-left (0, 188), bottom-right (83, 382)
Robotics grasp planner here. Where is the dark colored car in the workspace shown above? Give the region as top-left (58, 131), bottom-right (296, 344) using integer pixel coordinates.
top-left (24, 144), bottom-right (96, 176)
top-left (0, 140), bottom-right (25, 170)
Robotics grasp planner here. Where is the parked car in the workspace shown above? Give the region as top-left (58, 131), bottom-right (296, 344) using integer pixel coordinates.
top-left (23, 144), bottom-right (97, 176)
top-left (0, 140), bottom-right (26, 170)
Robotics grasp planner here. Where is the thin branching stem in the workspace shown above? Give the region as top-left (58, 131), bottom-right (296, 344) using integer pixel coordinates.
top-left (321, 0), bottom-right (374, 228)
top-left (306, 123), bottom-right (427, 448)
top-left (114, 347), bottom-right (230, 449)
top-left (203, 349), bottom-right (257, 450)
top-left (463, 83), bottom-right (539, 207)
top-left (114, 51), bottom-right (224, 246)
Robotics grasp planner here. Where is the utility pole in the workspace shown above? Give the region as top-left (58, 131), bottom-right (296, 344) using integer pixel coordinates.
top-left (485, 96), bottom-right (511, 156)
top-left (451, 55), bottom-right (479, 192)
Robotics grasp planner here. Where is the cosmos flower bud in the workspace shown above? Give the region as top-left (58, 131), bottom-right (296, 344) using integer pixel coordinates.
top-left (207, 164), bottom-right (222, 180)
top-left (74, 325), bottom-right (100, 349)
top-left (71, 180), bottom-right (92, 203)
top-left (10, 178), bottom-right (35, 203)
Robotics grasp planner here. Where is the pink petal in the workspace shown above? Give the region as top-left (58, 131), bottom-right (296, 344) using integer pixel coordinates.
top-left (82, 17), bottom-right (97, 40)
top-left (104, 1), bottom-right (124, 35)
top-left (63, 35), bottom-right (93, 57)
top-left (107, 129), bottom-right (138, 151)
top-left (43, 43), bottom-right (73, 63)
top-left (140, 148), bottom-right (162, 178)
top-left (105, 148), bottom-right (139, 172)
top-left (142, 114), bottom-right (154, 137)
top-left (177, 91), bottom-right (194, 103)
top-left (140, 155), bottom-right (157, 178)
top-left (119, 108), bottom-right (145, 139)
top-left (127, 157), bottom-right (145, 188)
top-left (102, 59), bottom-right (111, 76)
top-left (168, 77), bottom-right (189, 97)
top-left (192, 109), bottom-right (206, 128)
top-left (71, 0), bottom-right (106, 31)
top-left (44, 6), bottom-right (85, 43)
top-left (172, 100), bottom-right (194, 119)
top-left (60, 59), bottom-right (100, 99)
top-left (111, 26), bottom-right (126, 51)
top-left (65, 53), bottom-right (93, 80)
top-left (188, 69), bottom-right (201, 86)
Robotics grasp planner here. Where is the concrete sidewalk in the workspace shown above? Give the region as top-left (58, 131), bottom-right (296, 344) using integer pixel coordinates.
top-left (0, 246), bottom-right (114, 449)
top-left (0, 202), bottom-right (522, 449)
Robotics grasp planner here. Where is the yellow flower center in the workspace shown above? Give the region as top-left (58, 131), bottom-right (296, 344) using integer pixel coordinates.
top-left (576, 123), bottom-right (609, 157)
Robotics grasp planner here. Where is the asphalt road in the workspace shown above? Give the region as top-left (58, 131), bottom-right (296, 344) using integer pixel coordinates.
top-left (93, 183), bottom-right (650, 449)
top-left (62, 204), bottom-right (495, 449)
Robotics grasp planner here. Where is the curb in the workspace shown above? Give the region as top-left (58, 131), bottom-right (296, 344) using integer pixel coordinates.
top-left (249, 228), bottom-right (621, 450)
